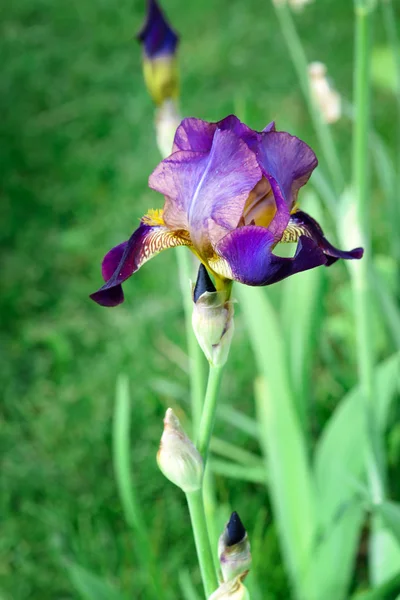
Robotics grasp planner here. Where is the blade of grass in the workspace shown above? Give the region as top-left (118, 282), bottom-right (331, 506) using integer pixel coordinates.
top-left (237, 285), bottom-right (318, 599)
top-left (113, 375), bottom-right (166, 600)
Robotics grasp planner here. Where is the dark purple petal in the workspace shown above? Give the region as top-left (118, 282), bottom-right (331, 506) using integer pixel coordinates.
top-left (285, 211), bottom-right (364, 264)
top-left (90, 223), bottom-right (191, 307)
top-left (214, 226), bottom-right (327, 286)
top-left (137, 0), bottom-right (179, 59)
top-left (256, 132), bottom-right (318, 212)
top-left (149, 128), bottom-right (262, 249)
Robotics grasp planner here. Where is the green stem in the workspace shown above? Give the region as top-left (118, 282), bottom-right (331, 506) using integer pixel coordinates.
top-left (272, 2), bottom-right (344, 194)
top-left (196, 365), bottom-right (224, 462)
top-left (352, 0), bottom-right (385, 503)
top-left (186, 489), bottom-right (219, 598)
top-left (176, 248), bottom-right (206, 431)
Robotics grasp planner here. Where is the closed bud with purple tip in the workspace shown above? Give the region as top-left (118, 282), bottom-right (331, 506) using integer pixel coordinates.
top-left (137, 0), bottom-right (179, 106)
top-left (192, 265), bottom-right (234, 367)
top-left (218, 512), bottom-right (251, 583)
top-left (157, 408), bottom-right (203, 492)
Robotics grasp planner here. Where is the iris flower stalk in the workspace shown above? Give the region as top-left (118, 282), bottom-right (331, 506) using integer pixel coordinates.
top-left (352, 0), bottom-right (385, 504)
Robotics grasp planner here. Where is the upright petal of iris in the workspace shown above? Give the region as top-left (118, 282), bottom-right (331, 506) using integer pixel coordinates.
top-left (137, 0), bottom-right (179, 105)
top-left (90, 116), bottom-right (363, 307)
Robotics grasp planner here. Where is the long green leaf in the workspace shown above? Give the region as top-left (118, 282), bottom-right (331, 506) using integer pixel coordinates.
top-left (238, 285), bottom-right (318, 600)
top-left (314, 353), bottom-right (400, 598)
top-left (65, 562), bottom-right (126, 600)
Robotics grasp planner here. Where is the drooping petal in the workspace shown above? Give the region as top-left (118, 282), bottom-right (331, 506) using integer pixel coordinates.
top-left (281, 210), bottom-right (364, 265)
top-left (137, 0), bottom-right (179, 59)
top-left (210, 225), bottom-right (327, 286)
top-left (257, 131), bottom-right (318, 211)
top-left (90, 223), bottom-right (191, 307)
top-left (149, 127), bottom-right (262, 250)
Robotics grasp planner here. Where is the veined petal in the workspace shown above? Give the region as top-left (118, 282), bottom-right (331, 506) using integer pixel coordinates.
top-left (172, 115), bottom-right (260, 153)
top-left (149, 128), bottom-right (262, 249)
top-left (90, 223), bottom-right (191, 307)
top-left (211, 226), bottom-right (327, 286)
top-left (281, 210), bottom-right (364, 264)
top-left (257, 131), bottom-right (318, 212)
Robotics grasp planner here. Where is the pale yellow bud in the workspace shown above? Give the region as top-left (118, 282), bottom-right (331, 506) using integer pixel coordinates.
top-left (208, 577), bottom-right (250, 600)
top-left (308, 61), bottom-right (342, 124)
top-left (157, 408), bottom-right (203, 493)
top-left (192, 289), bottom-right (234, 367)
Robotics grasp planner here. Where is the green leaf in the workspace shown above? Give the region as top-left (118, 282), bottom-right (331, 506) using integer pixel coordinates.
top-left (237, 285), bottom-right (318, 600)
top-left (65, 562), bottom-right (126, 600)
top-left (209, 458), bottom-right (265, 484)
top-left (314, 353), bottom-right (400, 598)
top-left (352, 571), bottom-right (400, 599)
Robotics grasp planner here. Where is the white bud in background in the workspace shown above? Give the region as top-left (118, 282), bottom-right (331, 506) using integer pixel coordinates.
top-left (156, 99), bottom-right (181, 158)
top-left (157, 408), bottom-right (203, 492)
top-left (308, 61), bottom-right (342, 124)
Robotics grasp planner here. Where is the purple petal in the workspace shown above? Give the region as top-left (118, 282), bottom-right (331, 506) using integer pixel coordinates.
top-left (90, 223), bottom-right (191, 307)
top-left (214, 226), bottom-right (327, 286)
top-left (256, 131), bottom-right (318, 211)
top-left (172, 115), bottom-right (260, 153)
top-left (137, 0), bottom-right (179, 59)
top-left (287, 211), bottom-right (364, 264)
top-left (263, 121), bottom-right (276, 133)
top-left (149, 128), bottom-right (262, 249)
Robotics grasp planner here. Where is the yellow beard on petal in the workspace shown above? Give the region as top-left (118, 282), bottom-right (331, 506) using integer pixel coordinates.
top-left (141, 208), bottom-right (166, 226)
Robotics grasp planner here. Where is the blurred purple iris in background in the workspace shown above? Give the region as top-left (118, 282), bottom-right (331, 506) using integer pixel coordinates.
top-left (91, 115), bottom-right (363, 307)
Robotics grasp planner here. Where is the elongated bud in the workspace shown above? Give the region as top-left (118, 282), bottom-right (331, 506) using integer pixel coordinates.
top-left (208, 577), bottom-right (250, 600)
top-left (218, 512), bottom-right (251, 583)
top-left (156, 99), bottom-right (181, 157)
top-left (137, 0), bottom-right (180, 106)
top-left (308, 62), bottom-right (341, 124)
top-left (192, 265), bottom-right (234, 367)
top-left (157, 408), bottom-right (203, 492)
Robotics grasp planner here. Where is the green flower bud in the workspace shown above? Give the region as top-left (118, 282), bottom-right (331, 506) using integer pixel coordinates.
top-left (157, 408), bottom-right (203, 492)
top-left (208, 577), bottom-right (250, 600)
top-left (218, 512), bottom-right (252, 583)
top-left (192, 265), bottom-right (234, 367)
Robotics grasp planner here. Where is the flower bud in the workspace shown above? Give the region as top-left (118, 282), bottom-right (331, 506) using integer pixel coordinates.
top-left (218, 512), bottom-right (251, 583)
top-left (308, 62), bottom-right (341, 124)
top-left (137, 0), bottom-right (180, 106)
top-left (208, 577), bottom-right (250, 600)
top-left (157, 408), bottom-right (203, 492)
top-left (156, 99), bottom-right (181, 158)
top-left (192, 265), bottom-right (234, 367)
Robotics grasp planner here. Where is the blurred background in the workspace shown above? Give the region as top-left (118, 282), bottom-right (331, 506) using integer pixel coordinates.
top-left (1, 0), bottom-right (399, 597)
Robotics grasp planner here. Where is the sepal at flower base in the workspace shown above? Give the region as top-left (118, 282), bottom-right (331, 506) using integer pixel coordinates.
top-left (192, 265), bottom-right (234, 367)
top-left (157, 408), bottom-right (203, 492)
top-left (208, 577), bottom-right (250, 600)
top-left (218, 512), bottom-right (252, 583)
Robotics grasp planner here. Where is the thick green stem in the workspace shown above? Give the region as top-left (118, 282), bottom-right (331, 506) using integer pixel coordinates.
top-left (186, 489), bottom-right (219, 598)
top-left (196, 365), bottom-right (224, 462)
top-left (272, 2), bottom-right (344, 194)
top-left (352, 0), bottom-right (385, 503)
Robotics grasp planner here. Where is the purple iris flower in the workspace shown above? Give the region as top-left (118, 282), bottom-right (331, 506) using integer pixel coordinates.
top-left (90, 116), bottom-right (363, 307)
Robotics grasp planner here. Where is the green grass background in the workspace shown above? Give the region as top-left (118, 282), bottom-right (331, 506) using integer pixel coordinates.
top-left (1, 0), bottom-right (399, 597)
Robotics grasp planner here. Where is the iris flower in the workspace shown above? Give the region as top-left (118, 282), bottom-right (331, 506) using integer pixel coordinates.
top-left (90, 116), bottom-right (363, 307)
